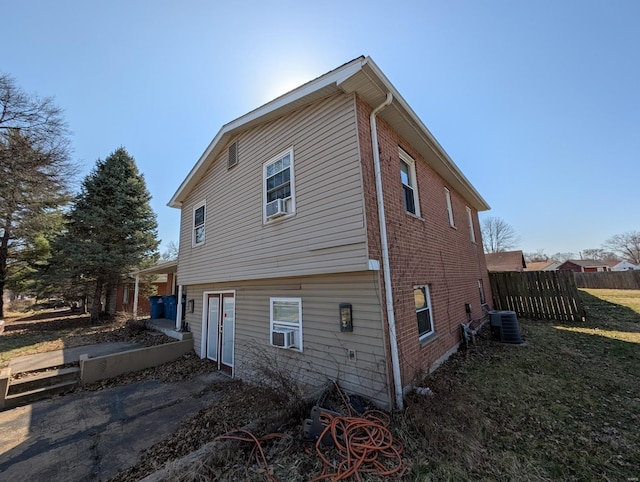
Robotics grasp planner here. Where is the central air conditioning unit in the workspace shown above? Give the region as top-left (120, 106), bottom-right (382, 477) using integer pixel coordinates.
top-left (490, 310), bottom-right (524, 344)
top-left (272, 328), bottom-right (295, 348)
top-left (266, 198), bottom-right (287, 219)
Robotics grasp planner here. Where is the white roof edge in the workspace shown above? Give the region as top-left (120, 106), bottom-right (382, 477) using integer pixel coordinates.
top-left (361, 58), bottom-right (490, 211)
top-left (130, 259), bottom-right (178, 276)
top-left (169, 55), bottom-right (489, 211)
top-left (168, 57), bottom-right (367, 208)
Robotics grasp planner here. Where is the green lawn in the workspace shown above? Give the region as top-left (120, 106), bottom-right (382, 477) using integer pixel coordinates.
top-left (398, 288), bottom-right (640, 481)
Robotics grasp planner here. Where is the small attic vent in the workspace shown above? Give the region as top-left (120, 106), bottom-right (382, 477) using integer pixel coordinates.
top-left (228, 142), bottom-right (238, 169)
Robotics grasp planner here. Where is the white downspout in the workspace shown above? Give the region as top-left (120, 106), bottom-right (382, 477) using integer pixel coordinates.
top-left (370, 92), bottom-right (403, 410)
top-left (132, 274), bottom-right (140, 320)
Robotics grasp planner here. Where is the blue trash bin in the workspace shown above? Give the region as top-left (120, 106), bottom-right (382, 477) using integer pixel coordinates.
top-left (149, 295), bottom-right (165, 319)
top-left (162, 295), bottom-right (177, 321)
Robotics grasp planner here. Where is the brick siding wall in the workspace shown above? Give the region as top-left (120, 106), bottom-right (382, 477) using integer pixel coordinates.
top-left (356, 96), bottom-right (491, 388)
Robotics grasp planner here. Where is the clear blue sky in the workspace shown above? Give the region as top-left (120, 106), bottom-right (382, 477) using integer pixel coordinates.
top-left (3, 0), bottom-right (639, 257)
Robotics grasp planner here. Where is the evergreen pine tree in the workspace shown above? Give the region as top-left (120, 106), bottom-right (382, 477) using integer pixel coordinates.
top-left (56, 147), bottom-right (159, 322)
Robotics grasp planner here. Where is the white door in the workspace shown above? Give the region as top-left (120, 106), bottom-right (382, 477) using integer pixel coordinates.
top-left (206, 293), bottom-right (234, 375)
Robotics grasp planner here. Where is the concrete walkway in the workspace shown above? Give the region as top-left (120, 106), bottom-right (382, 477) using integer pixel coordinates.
top-left (0, 371), bottom-right (228, 481)
top-left (9, 342), bottom-right (142, 373)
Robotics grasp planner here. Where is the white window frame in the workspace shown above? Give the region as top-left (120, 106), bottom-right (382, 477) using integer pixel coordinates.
top-left (466, 206), bottom-right (476, 243)
top-left (269, 297), bottom-right (303, 352)
top-left (399, 148), bottom-right (420, 217)
top-left (445, 187), bottom-right (455, 227)
top-left (414, 285), bottom-right (435, 341)
top-left (192, 202), bottom-right (206, 247)
top-left (122, 284), bottom-right (130, 304)
top-left (263, 148), bottom-right (296, 223)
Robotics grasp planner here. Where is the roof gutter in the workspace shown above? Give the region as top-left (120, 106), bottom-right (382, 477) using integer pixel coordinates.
top-left (370, 92), bottom-right (403, 410)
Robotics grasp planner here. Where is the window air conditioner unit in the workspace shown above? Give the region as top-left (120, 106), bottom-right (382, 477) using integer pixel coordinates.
top-left (266, 198), bottom-right (287, 219)
top-left (272, 328), bottom-right (295, 348)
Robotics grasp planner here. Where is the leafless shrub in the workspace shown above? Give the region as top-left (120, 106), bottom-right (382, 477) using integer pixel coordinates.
top-left (239, 340), bottom-right (309, 407)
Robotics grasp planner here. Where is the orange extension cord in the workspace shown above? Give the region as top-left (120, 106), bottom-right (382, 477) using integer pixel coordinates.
top-left (211, 429), bottom-right (283, 482)
top-left (213, 382), bottom-right (405, 481)
top-left (309, 409), bottom-right (405, 481)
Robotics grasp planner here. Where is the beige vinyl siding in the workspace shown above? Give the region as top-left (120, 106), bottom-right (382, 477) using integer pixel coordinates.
top-left (182, 271), bottom-right (391, 409)
top-left (177, 93), bottom-right (368, 285)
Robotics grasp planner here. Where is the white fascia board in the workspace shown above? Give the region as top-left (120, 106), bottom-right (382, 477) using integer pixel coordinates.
top-left (168, 58), bottom-right (367, 208)
top-left (360, 58), bottom-right (490, 211)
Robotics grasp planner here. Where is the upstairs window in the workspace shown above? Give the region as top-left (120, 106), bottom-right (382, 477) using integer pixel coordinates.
top-left (193, 203), bottom-right (205, 246)
top-left (445, 187), bottom-right (455, 227)
top-left (414, 285), bottom-right (434, 340)
top-left (400, 148), bottom-right (419, 216)
top-left (466, 206), bottom-right (476, 243)
top-left (264, 148), bottom-right (295, 221)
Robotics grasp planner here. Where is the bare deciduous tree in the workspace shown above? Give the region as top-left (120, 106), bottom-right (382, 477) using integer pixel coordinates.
top-left (480, 216), bottom-right (519, 253)
top-left (602, 231), bottom-right (640, 265)
top-left (524, 249), bottom-right (549, 263)
top-left (550, 252), bottom-right (575, 262)
top-left (0, 73), bottom-right (73, 318)
top-left (580, 248), bottom-right (618, 261)
top-left (161, 241), bottom-right (179, 261)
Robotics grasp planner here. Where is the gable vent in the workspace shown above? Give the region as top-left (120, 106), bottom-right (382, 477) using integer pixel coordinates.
top-left (228, 142), bottom-right (238, 169)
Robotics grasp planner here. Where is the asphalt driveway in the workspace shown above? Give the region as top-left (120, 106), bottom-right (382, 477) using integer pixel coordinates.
top-left (0, 371), bottom-right (228, 481)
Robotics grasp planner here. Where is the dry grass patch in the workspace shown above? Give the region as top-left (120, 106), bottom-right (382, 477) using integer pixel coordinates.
top-left (0, 309), bottom-right (172, 367)
top-left (103, 289), bottom-right (639, 481)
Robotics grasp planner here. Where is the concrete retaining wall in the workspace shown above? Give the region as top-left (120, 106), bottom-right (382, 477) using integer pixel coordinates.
top-left (0, 368), bottom-right (10, 409)
top-left (80, 340), bottom-right (194, 384)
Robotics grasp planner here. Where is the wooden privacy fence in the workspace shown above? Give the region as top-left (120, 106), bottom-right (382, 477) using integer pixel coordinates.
top-left (489, 270), bottom-right (585, 322)
top-left (574, 270), bottom-right (640, 290)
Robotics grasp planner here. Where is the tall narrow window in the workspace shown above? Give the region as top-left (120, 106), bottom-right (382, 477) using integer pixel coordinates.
top-left (478, 279), bottom-right (486, 305)
top-left (263, 148), bottom-right (295, 221)
top-left (414, 285), bottom-right (434, 340)
top-left (445, 187), bottom-right (455, 227)
top-left (193, 203), bottom-right (205, 246)
top-left (399, 149), bottom-right (419, 216)
top-left (466, 206), bottom-right (476, 243)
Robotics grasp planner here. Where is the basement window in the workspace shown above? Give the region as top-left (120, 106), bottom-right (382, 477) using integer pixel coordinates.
top-left (270, 297), bottom-right (303, 351)
top-left (414, 285), bottom-right (434, 340)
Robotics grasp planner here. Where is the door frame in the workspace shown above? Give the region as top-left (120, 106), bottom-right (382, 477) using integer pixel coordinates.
top-left (201, 290), bottom-right (236, 375)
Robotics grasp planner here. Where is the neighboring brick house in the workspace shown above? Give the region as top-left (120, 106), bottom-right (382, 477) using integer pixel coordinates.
top-left (114, 274), bottom-right (173, 314)
top-left (485, 250), bottom-right (527, 272)
top-left (169, 56), bottom-right (491, 409)
top-left (114, 260), bottom-right (178, 315)
top-left (558, 259), bottom-right (611, 273)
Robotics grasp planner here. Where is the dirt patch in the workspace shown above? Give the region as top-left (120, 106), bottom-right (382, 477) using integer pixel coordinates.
top-left (114, 314), bottom-right (640, 482)
top-left (110, 380), bottom-right (292, 482)
top-left (71, 352), bottom-right (216, 393)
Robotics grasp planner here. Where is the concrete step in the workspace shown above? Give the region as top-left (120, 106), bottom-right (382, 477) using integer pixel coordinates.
top-left (4, 379), bottom-right (79, 409)
top-left (8, 366), bottom-right (81, 396)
